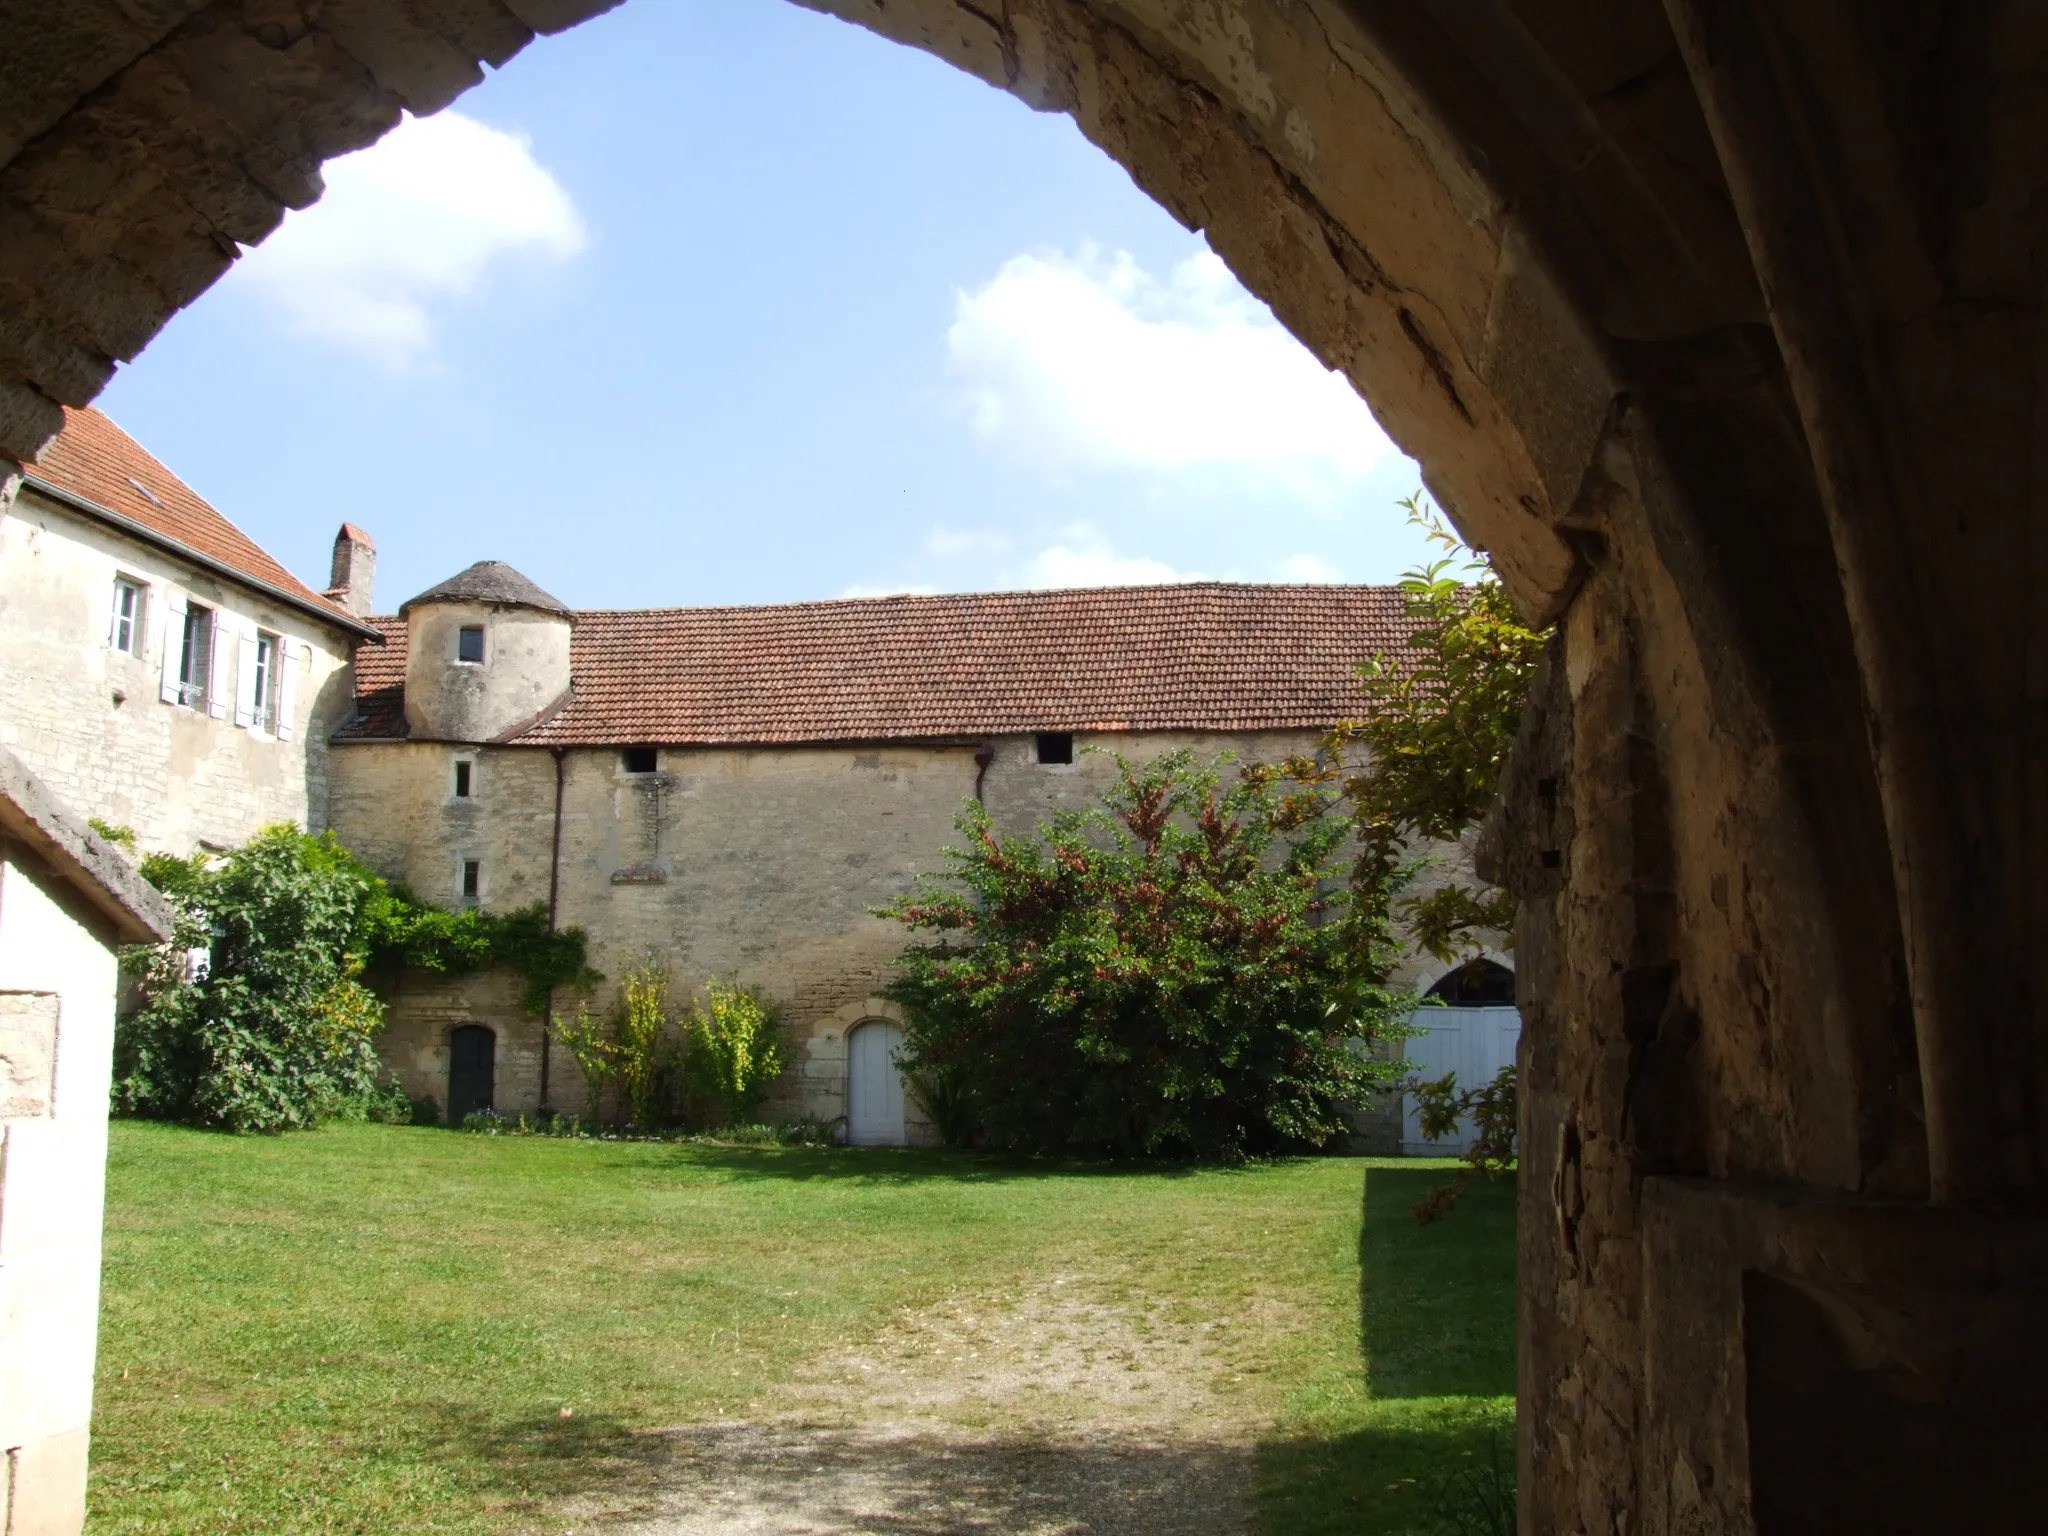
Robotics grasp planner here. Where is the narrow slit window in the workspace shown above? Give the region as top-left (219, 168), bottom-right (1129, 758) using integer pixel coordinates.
top-left (460, 858), bottom-right (481, 904)
top-left (1035, 732), bottom-right (1074, 766)
top-left (110, 576), bottom-right (145, 655)
top-left (453, 759), bottom-right (473, 799)
top-left (622, 746), bottom-right (658, 774)
top-left (456, 625), bottom-right (485, 664)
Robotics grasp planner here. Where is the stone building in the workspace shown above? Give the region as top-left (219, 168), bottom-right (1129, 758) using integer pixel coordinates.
top-left (328, 565), bottom-right (1422, 1141)
top-left (0, 408), bottom-right (379, 855)
top-left (0, 747), bottom-right (173, 1536)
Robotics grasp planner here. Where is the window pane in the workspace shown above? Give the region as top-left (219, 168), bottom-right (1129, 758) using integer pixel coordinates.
top-left (461, 859), bottom-right (481, 900)
top-left (180, 606), bottom-right (211, 706)
top-left (457, 626), bottom-right (485, 663)
top-left (454, 760), bottom-right (472, 797)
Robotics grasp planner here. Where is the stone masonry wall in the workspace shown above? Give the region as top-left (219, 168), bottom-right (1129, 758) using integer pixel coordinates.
top-left (332, 728), bottom-right (1461, 1141)
top-left (0, 484), bottom-right (356, 854)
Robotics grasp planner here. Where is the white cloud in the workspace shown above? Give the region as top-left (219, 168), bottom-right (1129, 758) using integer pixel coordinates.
top-left (1277, 553), bottom-right (1343, 583)
top-left (839, 582), bottom-right (940, 599)
top-left (947, 246), bottom-right (1394, 495)
top-left (231, 111), bottom-right (586, 368)
top-left (924, 526), bottom-right (1013, 558)
top-left (1016, 524), bottom-right (1203, 589)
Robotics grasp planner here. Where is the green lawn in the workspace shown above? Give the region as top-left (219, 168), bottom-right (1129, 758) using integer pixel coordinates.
top-left (90, 1122), bottom-right (1514, 1534)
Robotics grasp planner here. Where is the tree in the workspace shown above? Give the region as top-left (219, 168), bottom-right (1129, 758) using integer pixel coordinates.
top-left (115, 826), bottom-right (393, 1133)
top-left (1334, 496), bottom-right (1549, 1214)
top-left (881, 749), bottom-right (1415, 1161)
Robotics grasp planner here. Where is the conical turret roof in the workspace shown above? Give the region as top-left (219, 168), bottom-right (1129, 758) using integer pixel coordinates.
top-left (400, 560), bottom-right (571, 617)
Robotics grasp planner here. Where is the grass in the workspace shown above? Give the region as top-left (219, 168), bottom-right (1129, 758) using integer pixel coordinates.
top-left (90, 1122), bottom-right (1514, 1534)
top-left (1259, 1167), bottom-right (1518, 1535)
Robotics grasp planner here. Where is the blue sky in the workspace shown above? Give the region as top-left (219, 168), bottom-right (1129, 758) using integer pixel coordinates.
top-left (97, 1), bottom-right (1433, 613)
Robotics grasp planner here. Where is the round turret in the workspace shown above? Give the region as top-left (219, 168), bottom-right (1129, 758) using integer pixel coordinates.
top-left (400, 561), bottom-right (572, 743)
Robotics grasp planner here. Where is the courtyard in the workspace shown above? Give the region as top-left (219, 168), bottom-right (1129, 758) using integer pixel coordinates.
top-left (89, 1124), bottom-right (1513, 1535)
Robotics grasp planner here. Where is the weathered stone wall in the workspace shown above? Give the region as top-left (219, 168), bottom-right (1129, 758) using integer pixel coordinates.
top-left (0, 483), bottom-right (356, 853)
top-left (0, 839), bottom-right (126, 1535)
top-left (21, 1), bottom-right (2046, 1522)
top-left (333, 726), bottom-right (1446, 1137)
top-left (402, 599), bottom-right (571, 744)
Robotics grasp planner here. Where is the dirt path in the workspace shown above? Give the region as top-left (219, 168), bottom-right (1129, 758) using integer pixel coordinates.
top-left (560, 1275), bottom-right (1269, 1535)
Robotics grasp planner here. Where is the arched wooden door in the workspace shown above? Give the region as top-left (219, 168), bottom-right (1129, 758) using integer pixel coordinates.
top-left (846, 1022), bottom-right (906, 1146)
top-left (448, 1025), bottom-right (496, 1122)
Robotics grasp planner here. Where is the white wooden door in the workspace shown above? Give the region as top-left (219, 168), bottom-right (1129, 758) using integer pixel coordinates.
top-left (846, 1022), bottom-right (906, 1146)
top-left (1400, 1005), bottom-right (1522, 1155)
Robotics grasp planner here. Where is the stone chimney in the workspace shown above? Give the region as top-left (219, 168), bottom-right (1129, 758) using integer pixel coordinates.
top-left (327, 523), bottom-right (376, 617)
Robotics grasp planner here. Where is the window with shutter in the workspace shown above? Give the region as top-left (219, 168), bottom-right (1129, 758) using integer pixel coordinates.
top-left (207, 610), bottom-right (232, 719)
top-left (160, 594), bottom-right (188, 704)
top-left (275, 637), bottom-right (299, 741)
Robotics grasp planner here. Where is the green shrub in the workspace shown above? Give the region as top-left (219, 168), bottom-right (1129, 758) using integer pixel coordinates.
top-left (612, 960), bottom-right (673, 1129)
top-left (548, 1000), bottom-right (617, 1125)
top-left (679, 978), bottom-right (787, 1128)
top-left (409, 1094), bottom-right (441, 1127)
top-left (882, 751), bottom-right (1414, 1161)
top-left (115, 827), bottom-right (389, 1134)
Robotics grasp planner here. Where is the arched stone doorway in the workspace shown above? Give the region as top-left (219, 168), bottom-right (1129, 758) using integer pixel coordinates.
top-left (8, 3), bottom-right (2048, 1525)
top-left (845, 1019), bottom-right (907, 1147)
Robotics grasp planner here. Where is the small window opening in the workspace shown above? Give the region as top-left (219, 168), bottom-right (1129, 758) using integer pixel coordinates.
top-left (178, 604), bottom-right (213, 708)
top-left (456, 625), bottom-right (485, 664)
top-left (110, 576), bottom-right (145, 655)
top-left (1035, 732), bottom-right (1074, 766)
top-left (251, 631), bottom-right (279, 733)
top-left (622, 746), bottom-right (659, 774)
top-left (460, 858), bottom-right (481, 904)
top-left (453, 759), bottom-right (473, 798)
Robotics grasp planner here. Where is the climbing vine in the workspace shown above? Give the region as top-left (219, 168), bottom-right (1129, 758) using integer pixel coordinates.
top-left (359, 889), bottom-right (599, 1016)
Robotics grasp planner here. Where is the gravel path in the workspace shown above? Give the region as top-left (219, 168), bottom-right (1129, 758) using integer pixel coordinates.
top-left (556, 1276), bottom-right (1263, 1535)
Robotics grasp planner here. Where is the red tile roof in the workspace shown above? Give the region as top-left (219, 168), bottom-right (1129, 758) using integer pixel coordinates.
top-left (16, 406), bottom-right (365, 632)
top-left (340, 583), bottom-right (1413, 746)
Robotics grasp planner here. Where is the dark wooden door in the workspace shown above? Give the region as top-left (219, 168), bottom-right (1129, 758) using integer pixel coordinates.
top-left (448, 1025), bottom-right (495, 1122)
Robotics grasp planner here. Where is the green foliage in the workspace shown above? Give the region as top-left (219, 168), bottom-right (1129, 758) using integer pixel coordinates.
top-left (115, 826), bottom-right (389, 1133)
top-left (1336, 495), bottom-right (1548, 964)
top-left (89, 817), bottom-right (138, 852)
top-left (613, 959), bottom-right (674, 1129)
top-left (679, 978), bottom-right (788, 1129)
top-left (547, 970), bottom-right (789, 1132)
top-left (361, 889), bottom-right (598, 1015)
top-left (1407, 1063), bottom-right (1519, 1224)
top-left (882, 749), bottom-right (1414, 1161)
top-left (1330, 497), bottom-right (1546, 1215)
top-left (547, 1001), bottom-right (617, 1125)
top-left (906, 1063), bottom-right (978, 1149)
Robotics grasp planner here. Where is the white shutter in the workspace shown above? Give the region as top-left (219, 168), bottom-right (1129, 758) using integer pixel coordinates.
top-left (208, 612), bottom-right (233, 720)
top-left (234, 620), bottom-right (258, 728)
top-left (276, 636), bottom-right (300, 741)
top-left (160, 592), bottom-right (187, 704)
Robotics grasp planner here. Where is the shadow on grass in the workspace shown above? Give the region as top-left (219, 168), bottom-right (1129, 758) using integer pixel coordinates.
top-left (642, 1141), bottom-right (1214, 1187)
top-left (1262, 1403), bottom-right (1515, 1536)
top-left (1256, 1165), bottom-right (1517, 1535)
top-left (427, 1403), bottom-right (1252, 1535)
top-left (1359, 1166), bottom-right (1516, 1400)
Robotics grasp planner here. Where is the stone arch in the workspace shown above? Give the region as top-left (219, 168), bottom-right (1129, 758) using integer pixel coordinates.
top-left (7, 3), bottom-right (2048, 1525)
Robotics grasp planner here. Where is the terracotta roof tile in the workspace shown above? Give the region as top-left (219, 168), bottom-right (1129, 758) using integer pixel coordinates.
top-left (17, 406), bottom-right (358, 626)
top-left (340, 583), bottom-right (1413, 746)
